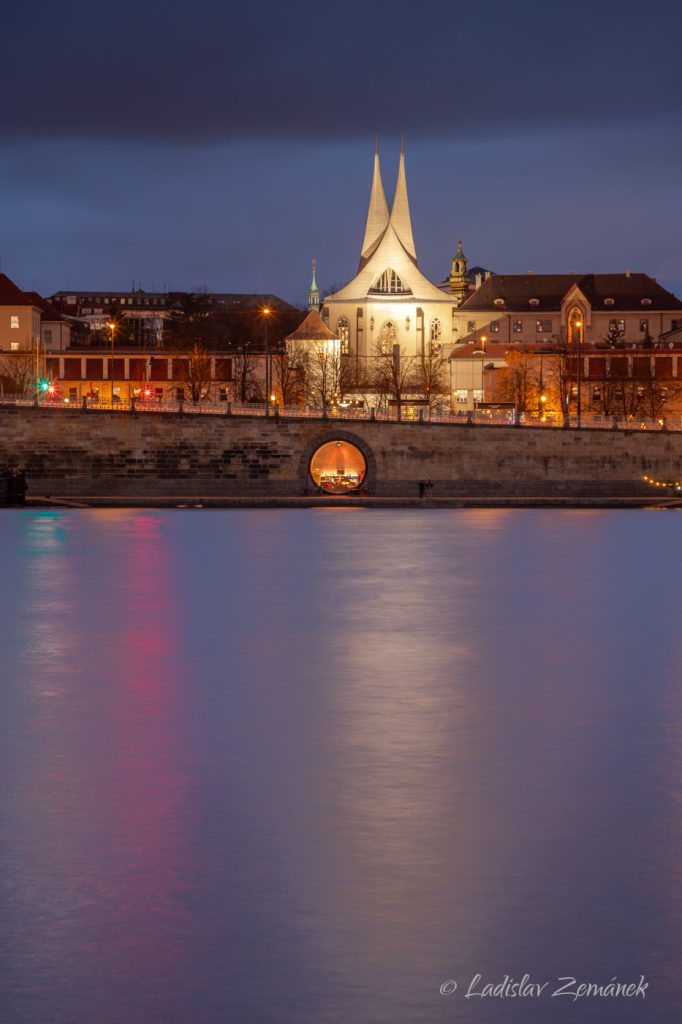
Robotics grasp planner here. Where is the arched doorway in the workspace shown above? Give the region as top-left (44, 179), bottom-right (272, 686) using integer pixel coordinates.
top-left (309, 440), bottom-right (367, 494)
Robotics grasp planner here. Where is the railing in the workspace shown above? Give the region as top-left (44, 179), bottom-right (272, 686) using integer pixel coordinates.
top-left (0, 393), bottom-right (679, 432)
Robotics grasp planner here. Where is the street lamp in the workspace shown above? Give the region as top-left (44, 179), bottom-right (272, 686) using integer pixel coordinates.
top-left (575, 319), bottom-right (583, 428)
top-left (477, 335), bottom-right (487, 411)
top-left (261, 307), bottom-right (271, 417)
top-left (107, 320), bottom-right (117, 402)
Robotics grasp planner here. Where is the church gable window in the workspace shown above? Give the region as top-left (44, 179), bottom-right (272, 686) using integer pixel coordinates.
top-left (430, 318), bottom-right (442, 352)
top-left (369, 268), bottom-right (412, 295)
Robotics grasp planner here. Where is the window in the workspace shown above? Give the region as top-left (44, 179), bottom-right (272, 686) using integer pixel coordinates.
top-left (512, 320), bottom-right (522, 333)
top-left (10, 316), bottom-right (19, 329)
top-left (640, 319), bottom-right (649, 333)
top-left (592, 387), bottom-right (602, 401)
top-left (536, 319), bottom-right (552, 333)
top-left (155, 388), bottom-right (163, 401)
top-left (44, 329), bottom-right (52, 344)
top-left (473, 389), bottom-right (483, 403)
top-left (490, 320), bottom-right (500, 333)
top-left (455, 389), bottom-right (468, 404)
top-left (672, 319), bottom-right (681, 331)
top-left (68, 387), bottom-right (77, 402)
top-left (219, 387), bottom-right (228, 401)
top-left (467, 320), bottom-right (476, 333)
top-left (176, 387), bottom-right (185, 401)
top-left (369, 268), bottom-right (412, 295)
top-left (10, 341), bottom-right (19, 351)
top-left (609, 319), bottom-right (625, 332)
top-left (430, 319), bottom-right (442, 351)
top-left (379, 321), bottom-right (398, 355)
top-left (337, 317), bottom-right (351, 355)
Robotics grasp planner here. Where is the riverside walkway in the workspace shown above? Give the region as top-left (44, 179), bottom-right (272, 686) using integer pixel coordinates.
top-left (0, 394), bottom-right (678, 434)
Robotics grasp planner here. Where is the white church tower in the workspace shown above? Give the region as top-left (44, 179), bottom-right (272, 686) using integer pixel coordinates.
top-left (323, 142), bottom-right (455, 365)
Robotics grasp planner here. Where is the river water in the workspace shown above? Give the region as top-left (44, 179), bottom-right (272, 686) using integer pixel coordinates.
top-left (1, 508), bottom-right (681, 1024)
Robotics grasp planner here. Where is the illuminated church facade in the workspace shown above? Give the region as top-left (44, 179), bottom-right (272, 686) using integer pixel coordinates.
top-left (321, 145), bottom-right (463, 371)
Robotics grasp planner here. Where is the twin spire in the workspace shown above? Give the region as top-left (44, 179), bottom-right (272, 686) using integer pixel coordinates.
top-left (359, 140), bottom-right (417, 271)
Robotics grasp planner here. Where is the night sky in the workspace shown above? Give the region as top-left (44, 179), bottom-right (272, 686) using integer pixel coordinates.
top-left (2, 0), bottom-right (681, 305)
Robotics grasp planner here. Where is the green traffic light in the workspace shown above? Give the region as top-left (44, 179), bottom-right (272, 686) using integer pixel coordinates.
top-left (39, 380), bottom-right (49, 391)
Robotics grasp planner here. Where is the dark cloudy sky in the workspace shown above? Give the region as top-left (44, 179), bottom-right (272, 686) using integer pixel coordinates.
top-left (1, 0), bottom-right (681, 304)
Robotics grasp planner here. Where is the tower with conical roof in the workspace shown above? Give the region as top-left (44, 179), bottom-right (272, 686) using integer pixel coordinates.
top-left (308, 258), bottom-right (320, 311)
top-left (449, 240), bottom-right (469, 305)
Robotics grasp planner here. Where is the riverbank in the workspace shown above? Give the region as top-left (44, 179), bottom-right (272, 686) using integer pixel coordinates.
top-left (18, 494), bottom-right (680, 510)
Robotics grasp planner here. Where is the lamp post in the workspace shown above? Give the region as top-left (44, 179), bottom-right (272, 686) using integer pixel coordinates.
top-left (107, 321), bottom-right (116, 402)
top-left (262, 307), bottom-right (271, 417)
top-left (477, 335), bottom-right (487, 411)
top-left (575, 319), bottom-right (583, 428)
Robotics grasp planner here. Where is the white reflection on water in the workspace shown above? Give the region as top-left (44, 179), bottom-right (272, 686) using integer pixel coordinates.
top-left (1, 508), bottom-right (682, 1024)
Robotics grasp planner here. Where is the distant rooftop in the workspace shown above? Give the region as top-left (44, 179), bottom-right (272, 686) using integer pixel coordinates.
top-left (462, 273), bottom-right (682, 312)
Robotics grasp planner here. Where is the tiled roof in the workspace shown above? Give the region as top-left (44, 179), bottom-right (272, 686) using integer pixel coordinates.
top-left (286, 309), bottom-right (339, 343)
top-left (462, 273), bottom-right (682, 312)
top-left (449, 342), bottom-right (511, 359)
top-left (0, 273), bottom-right (32, 306)
top-left (27, 291), bottom-right (63, 321)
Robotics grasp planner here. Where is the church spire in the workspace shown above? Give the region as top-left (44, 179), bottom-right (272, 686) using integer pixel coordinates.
top-left (389, 141), bottom-right (417, 264)
top-left (308, 258), bottom-right (320, 311)
top-left (359, 143), bottom-right (390, 269)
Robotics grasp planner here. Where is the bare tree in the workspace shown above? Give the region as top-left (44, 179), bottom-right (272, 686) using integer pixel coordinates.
top-left (272, 345), bottom-right (305, 407)
top-left (176, 343), bottom-right (213, 402)
top-left (415, 345), bottom-right (448, 410)
top-left (369, 343), bottom-right (417, 418)
top-left (0, 352), bottom-right (36, 395)
top-left (639, 379), bottom-right (682, 420)
top-left (497, 350), bottom-right (539, 414)
top-left (233, 344), bottom-right (262, 404)
top-left (304, 340), bottom-right (343, 409)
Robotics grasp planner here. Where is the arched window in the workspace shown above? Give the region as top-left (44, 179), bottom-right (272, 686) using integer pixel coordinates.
top-left (568, 305), bottom-right (584, 347)
top-left (430, 318), bottom-right (442, 351)
top-left (369, 268), bottom-right (412, 295)
top-left (379, 321), bottom-right (398, 354)
top-left (336, 316), bottom-right (351, 355)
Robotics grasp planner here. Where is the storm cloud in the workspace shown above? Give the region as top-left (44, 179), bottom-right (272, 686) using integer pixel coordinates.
top-left (1, 0), bottom-right (681, 302)
top-left (2, 0), bottom-right (681, 143)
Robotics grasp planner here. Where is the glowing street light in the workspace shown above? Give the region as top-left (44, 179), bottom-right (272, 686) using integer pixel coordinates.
top-left (261, 307), bottom-right (271, 417)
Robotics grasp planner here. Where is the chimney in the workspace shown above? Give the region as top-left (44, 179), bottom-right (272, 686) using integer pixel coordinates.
top-left (485, 270), bottom-right (491, 280)
top-left (475, 273), bottom-right (482, 289)
top-left (625, 270), bottom-right (631, 278)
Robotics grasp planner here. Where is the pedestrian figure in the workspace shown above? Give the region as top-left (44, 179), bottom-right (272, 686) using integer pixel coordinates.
top-left (13, 469), bottom-right (28, 506)
top-left (426, 479), bottom-right (433, 501)
top-left (418, 480), bottom-right (425, 500)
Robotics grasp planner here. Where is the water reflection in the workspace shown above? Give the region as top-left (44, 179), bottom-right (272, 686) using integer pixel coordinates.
top-left (1, 509), bottom-right (681, 1023)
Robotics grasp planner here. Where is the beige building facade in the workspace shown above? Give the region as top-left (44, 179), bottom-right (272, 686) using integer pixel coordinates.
top-left (449, 273), bottom-right (682, 351)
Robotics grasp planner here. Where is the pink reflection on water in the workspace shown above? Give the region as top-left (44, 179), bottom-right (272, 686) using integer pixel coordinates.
top-left (7, 511), bottom-right (194, 1022)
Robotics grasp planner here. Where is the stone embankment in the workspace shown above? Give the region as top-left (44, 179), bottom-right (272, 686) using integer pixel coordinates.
top-left (0, 405), bottom-right (680, 503)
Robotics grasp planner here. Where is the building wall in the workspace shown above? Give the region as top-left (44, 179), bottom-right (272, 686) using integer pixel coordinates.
top-left (1, 405), bottom-right (680, 498)
top-left (324, 297), bottom-right (455, 361)
top-left (451, 308), bottom-right (682, 348)
top-left (0, 305), bottom-right (40, 352)
top-left (42, 320), bottom-right (71, 351)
